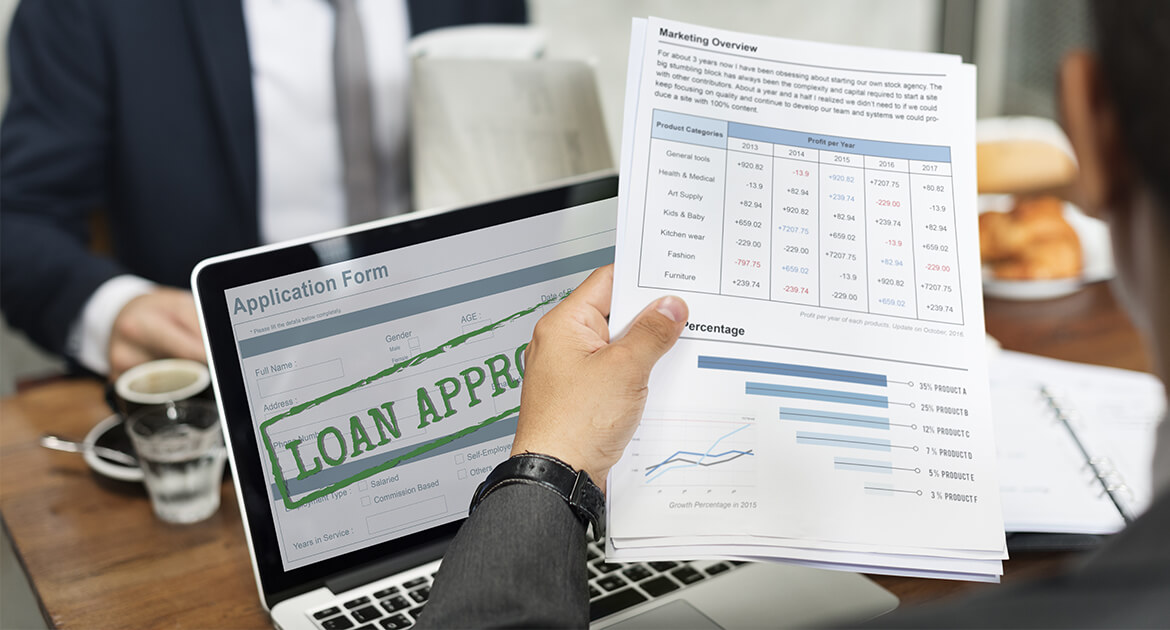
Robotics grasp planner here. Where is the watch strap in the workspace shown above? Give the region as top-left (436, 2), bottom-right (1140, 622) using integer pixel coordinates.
top-left (469, 453), bottom-right (605, 541)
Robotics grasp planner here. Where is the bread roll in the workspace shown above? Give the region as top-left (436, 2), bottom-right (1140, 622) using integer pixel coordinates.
top-left (977, 141), bottom-right (1077, 195)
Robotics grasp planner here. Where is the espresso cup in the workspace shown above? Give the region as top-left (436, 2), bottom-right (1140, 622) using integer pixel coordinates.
top-left (107, 358), bottom-right (214, 421)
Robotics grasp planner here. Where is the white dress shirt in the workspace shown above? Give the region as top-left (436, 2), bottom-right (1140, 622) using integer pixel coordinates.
top-left (70, 0), bottom-right (411, 374)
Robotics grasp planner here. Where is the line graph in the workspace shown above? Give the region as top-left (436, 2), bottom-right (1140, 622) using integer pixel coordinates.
top-left (629, 419), bottom-right (757, 487)
top-left (644, 423), bottom-right (754, 482)
top-left (644, 448), bottom-right (755, 474)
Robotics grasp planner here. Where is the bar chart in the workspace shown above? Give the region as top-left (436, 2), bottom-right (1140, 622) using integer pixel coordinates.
top-left (699, 353), bottom-right (926, 498)
top-left (747, 382), bottom-right (889, 408)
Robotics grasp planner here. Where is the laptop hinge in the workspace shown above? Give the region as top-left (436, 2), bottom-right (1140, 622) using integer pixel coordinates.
top-left (325, 535), bottom-right (453, 594)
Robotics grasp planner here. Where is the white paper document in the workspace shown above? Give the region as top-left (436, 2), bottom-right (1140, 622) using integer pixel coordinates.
top-left (410, 58), bottom-right (614, 212)
top-left (607, 18), bottom-right (1006, 580)
top-left (990, 350), bottom-right (1165, 534)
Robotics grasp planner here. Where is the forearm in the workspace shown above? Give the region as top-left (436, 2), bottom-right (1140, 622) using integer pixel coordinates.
top-left (418, 266), bottom-right (685, 628)
top-left (0, 212), bottom-right (123, 354)
top-left (419, 483), bottom-right (589, 629)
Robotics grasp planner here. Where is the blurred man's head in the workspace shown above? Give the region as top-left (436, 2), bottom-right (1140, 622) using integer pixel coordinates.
top-left (1088, 1), bottom-right (1170, 215)
top-left (1059, 0), bottom-right (1170, 378)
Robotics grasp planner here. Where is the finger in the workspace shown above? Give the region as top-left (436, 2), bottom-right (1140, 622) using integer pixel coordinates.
top-left (578, 305), bottom-right (611, 345)
top-left (109, 343), bottom-right (154, 381)
top-left (135, 309), bottom-right (207, 363)
top-left (558, 264), bottom-right (614, 318)
top-left (157, 320), bottom-right (207, 363)
top-left (609, 295), bottom-right (688, 375)
top-left (163, 298), bottom-right (208, 362)
top-left (161, 290), bottom-right (202, 335)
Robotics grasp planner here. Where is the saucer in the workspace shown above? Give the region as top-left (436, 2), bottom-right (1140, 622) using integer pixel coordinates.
top-left (83, 414), bottom-right (144, 482)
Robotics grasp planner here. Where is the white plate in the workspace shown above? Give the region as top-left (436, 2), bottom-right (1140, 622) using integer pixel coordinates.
top-left (981, 268), bottom-right (1083, 301)
top-left (83, 414), bottom-right (144, 482)
top-left (979, 195), bottom-right (1114, 301)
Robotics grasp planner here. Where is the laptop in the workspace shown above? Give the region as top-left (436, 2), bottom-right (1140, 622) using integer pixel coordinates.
top-left (192, 173), bottom-right (898, 629)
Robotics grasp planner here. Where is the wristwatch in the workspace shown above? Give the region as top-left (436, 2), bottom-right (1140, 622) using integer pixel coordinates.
top-left (469, 453), bottom-right (606, 541)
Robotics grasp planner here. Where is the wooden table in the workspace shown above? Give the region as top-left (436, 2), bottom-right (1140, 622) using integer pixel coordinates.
top-left (0, 282), bottom-right (1151, 628)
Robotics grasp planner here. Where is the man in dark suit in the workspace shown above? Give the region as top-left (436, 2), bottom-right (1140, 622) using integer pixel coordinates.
top-left (0, 0), bottom-right (525, 378)
top-left (418, 1), bottom-right (1170, 627)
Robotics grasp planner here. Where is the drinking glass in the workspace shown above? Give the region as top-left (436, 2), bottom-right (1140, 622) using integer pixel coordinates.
top-left (125, 400), bottom-right (226, 524)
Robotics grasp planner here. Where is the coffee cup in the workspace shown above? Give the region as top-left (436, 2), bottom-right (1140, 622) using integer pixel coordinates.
top-left (107, 358), bottom-right (214, 421)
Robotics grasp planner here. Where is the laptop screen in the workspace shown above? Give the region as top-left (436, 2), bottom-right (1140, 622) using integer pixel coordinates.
top-left (193, 176), bottom-right (617, 599)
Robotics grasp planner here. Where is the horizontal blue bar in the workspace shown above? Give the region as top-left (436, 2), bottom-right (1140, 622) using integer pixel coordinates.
top-left (746, 382), bottom-right (888, 408)
top-left (834, 458), bottom-right (894, 474)
top-left (796, 431), bottom-right (891, 452)
top-left (699, 355), bottom-right (886, 387)
top-left (780, 407), bottom-right (889, 430)
top-left (728, 120), bottom-right (951, 162)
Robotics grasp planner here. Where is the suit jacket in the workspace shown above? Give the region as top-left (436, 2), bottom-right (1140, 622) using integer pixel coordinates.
top-left (0, 0), bottom-right (525, 356)
top-left (421, 484), bottom-right (1170, 628)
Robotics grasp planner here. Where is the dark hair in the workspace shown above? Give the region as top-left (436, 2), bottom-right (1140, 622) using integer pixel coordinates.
top-left (1090, 1), bottom-right (1170, 211)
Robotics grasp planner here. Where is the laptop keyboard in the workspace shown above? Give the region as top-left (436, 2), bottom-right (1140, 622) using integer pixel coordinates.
top-left (306, 543), bottom-right (747, 628)
top-left (585, 542), bottom-right (748, 622)
top-left (309, 572), bottom-right (434, 630)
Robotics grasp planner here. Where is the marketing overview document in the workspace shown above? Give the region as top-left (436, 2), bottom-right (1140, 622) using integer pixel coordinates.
top-left (607, 18), bottom-right (1006, 581)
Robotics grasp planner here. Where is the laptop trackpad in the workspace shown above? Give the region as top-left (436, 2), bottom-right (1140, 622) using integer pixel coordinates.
top-left (608, 600), bottom-right (724, 630)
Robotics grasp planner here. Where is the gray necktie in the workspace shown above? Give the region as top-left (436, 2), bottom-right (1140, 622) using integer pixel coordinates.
top-left (333, 0), bottom-right (381, 224)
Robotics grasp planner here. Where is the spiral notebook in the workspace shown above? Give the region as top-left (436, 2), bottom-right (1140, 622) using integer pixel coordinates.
top-left (989, 350), bottom-right (1165, 536)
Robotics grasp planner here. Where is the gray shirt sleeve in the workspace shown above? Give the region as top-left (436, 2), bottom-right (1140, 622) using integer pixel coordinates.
top-left (422, 478), bottom-right (1170, 628)
top-left (418, 483), bottom-right (589, 629)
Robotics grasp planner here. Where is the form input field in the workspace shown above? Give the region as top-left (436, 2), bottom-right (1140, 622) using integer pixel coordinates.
top-left (257, 359), bottom-right (345, 398)
top-left (365, 496), bottom-right (449, 535)
top-left (462, 318), bottom-right (494, 342)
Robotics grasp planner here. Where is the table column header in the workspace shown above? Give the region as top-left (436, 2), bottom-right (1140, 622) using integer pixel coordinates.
top-left (651, 110), bottom-right (729, 150)
top-left (728, 121), bottom-right (950, 163)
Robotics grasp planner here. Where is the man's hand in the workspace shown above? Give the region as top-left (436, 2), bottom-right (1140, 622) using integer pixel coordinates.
top-left (512, 265), bottom-right (688, 492)
top-left (108, 288), bottom-right (206, 380)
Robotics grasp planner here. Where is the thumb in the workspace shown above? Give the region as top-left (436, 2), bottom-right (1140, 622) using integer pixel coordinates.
top-left (611, 296), bottom-right (688, 375)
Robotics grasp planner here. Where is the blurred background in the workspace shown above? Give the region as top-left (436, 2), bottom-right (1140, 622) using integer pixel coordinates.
top-left (0, 2), bottom-right (1090, 623)
top-left (0, 0), bottom-right (1092, 396)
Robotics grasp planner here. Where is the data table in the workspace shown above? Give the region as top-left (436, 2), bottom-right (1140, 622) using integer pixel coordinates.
top-left (638, 109), bottom-right (964, 324)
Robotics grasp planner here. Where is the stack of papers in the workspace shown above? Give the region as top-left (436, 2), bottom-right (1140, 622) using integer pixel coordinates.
top-left (605, 18), bottom-right (1006, 581)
